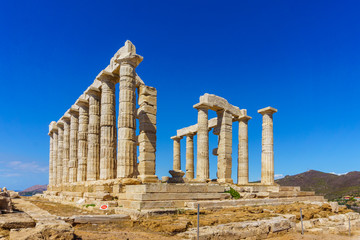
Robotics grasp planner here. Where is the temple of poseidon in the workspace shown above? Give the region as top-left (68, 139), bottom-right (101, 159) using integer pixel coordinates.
top-left (44, 41), bottom-right (323, 210)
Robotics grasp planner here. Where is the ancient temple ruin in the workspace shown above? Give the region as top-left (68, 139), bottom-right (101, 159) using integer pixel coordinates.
top-left (45, 41), bottom-right (320, 210)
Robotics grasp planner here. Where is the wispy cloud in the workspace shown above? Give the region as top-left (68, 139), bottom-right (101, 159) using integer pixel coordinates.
top-left (330, 172), bottom-right (348, 176)
top-left (0, 160), bottom-right (48, 178)
top-left (274, 174), bottom-right (284, 179)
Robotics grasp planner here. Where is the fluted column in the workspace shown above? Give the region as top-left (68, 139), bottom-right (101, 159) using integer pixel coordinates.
top-left (68, 107), bottom-right (79, 183)
top-left (77, 99), bottom-right (89, 182)
top-left (237, 115), bottom-right (251, 185)
top-left (86, 87), bottom-right (101, 181)
top-left (185, 134), bottom-right (195, 179)
top-left (171, 136), bottom-right (182, 171)
top-left (217, 110), bottom-right (233, 183)
top-left (56, 121), bottom-right (64, 185)
top-left (99, 72), bottom-right (117, 180)
top-left (62, 115), bottom-right (70, 184)
top-left (52, 128), bottom-right (58, 185)
top-left (194, 104), bottom-right (209, 181)
top-left (48, 121), bottom-right (57, 187)
top-left (116, 42), bottom-right (143, 178)
top-left (258, 106), bottom-right (277, 185)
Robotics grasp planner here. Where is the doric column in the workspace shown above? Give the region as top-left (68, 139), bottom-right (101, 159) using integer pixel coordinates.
top-left (62, 114), bottom-right (71, 184)
top-left (68, 106), bottom-right (79, 183)
top-left (171, 136), bottom-right (182, 171)
top-left (237, 115), bottom-right (251, 185)
top-left (116, 41), bottom-right (143, 178)
top-left (258, 106), bottom-right (277, 185)
top-left (185, 134), bottom-right (195, 180)
top-left (48, 121), bottom-right (57, 187)
top-left (194, 104), bottom-right (209, 181)
top-left (137, 85), bottom-right (158, 183)
top-left (217, 110), bottom-right (233, 183)
top-left (76, 99), bottom-right (89, 182)
top-left (52, 128), bottom-right (58, 185)
top-left (56, 121), bottom-right (64, 185)
top-left (86, 87), bottom-right (101, 181)
top-left (99, 71), bottom-right (117, 180)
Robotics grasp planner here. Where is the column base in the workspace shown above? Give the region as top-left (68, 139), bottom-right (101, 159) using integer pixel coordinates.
top-left (137, 175), bottom-right (159, 183)
top-left (217, 178), bottom-right (233, 184)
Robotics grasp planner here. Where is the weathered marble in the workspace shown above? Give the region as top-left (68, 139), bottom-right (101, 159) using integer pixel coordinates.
top-left (76, 99), bottom-right (89, 182)
top-left (56, 121), bottom-right (64, 185)
top-left (52, 128), bottom-right (58, 185)
top-left (68, 106), bottom-right (79, 183)
top-left (217, 110), bottom-right (233, 184)
top-left (171, 136), bottom-right (182, 171)
top-left (195, 105), bottom-right (209, 181)
top-left (62, 114), bottom-right (71, 183)
top-left (48, 121), bottom-right (57, 186)
top-left (258, 106), bottom-right (277, 185)
top-left (116, 41), bottom-right (143, 179)
top-left (99, 71), bottom-right (117, 180)
top-left (86, 87), bottom-right (101, 181)
top-left (185, 134), bottom-right (195, 179)
top-left (237, 115), bottom-right (251, 185)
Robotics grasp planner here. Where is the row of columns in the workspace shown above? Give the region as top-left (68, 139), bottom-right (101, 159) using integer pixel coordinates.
top-left (171, 106), bottom-right (277, 185)
top-left (48, 41), bottom-right (158, 187)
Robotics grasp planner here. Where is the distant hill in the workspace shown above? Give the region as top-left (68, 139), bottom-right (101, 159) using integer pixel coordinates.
top-left (276, 170), bottom-right (360, 200)
top-left (19, 184), bottom-right (47, 196)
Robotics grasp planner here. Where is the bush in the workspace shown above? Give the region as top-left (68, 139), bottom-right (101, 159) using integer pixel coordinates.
top-left (225, 187), bottom-right (241, 199)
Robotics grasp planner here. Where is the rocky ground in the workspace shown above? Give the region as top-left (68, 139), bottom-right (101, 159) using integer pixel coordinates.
top-left (1, 196), bottom-right (360, 239)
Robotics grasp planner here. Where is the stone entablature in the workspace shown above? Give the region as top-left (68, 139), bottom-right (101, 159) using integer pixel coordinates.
top-left (47, 41), bottom-right (158, 190)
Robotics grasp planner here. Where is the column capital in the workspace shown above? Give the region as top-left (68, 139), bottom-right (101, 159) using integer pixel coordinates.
top-left (258, 106), bottom-right (277, 115)
top-left (185, 133), bottom-right (196, 137)
top-left (171, 136), bottom-right (183, 141)
top-left (48, 121), bottom-right (58, 135)
top-left (75, 98), bottom-right (89, 109)
top-left (237, 115), bottom-right (252, 123)
top-left (69, 105), bottom-right (79, 116)
top-left (56, 120), bottom-right (64, 129)
top-left (96, 70), bottom-right (119, 84)
top-left (193, 103), bottom-right (210, 110)
top-left (85, 86), bottom-right (101, 98)
top-left (115, 40), bottom-right (143, 67)
top-left (60, 113), bottom-right (71, 123)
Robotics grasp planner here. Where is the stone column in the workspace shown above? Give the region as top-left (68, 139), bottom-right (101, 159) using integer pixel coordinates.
top-left (171, 136), bottom-right (182, 171)
top-left (56, 121), bottom-right (64, 185)
top-left (48, 121), bottom-right (57, 187)
top-left (217, 110), bottom-right (233, 183)
top-left (137, 85), bottom-right (158, 183)
top-left (237, 115), bottom-right (251, 185)
top-left (99, 72), bottom-right (117, 180)
top-left (116, 42), bottom-right (143, 178)
top-left (194, 104), bottom-right (209, 181)
top-left (86, 87), bottom-right (101, 181)
top-left (68, 107), bottom-right (79, 183)
top-left (52, 128), bottom-right (58, 185)
top-left (258, 107), bottom-right (277, 185)
top-left (185, 134), bottom-right (195, 180)
top-left (62, 115), bottom-right (70, 184)
top-left (77, 99), bottom-right (89, 182)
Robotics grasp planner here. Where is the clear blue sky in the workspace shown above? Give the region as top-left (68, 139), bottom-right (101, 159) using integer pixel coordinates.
top-left (1, 0), bottom-right (359, 190)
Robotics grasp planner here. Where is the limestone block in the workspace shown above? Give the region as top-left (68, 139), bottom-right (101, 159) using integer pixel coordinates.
top-left (138, 152), bottom-right (156, 161)
top-left (139, 122), bottom-right (156, 133)
top-left (117, 128), bottom-right (136, 141)
top-left (168, 170), bottom-right (185, 183)
top-left (137, 104), bottom-right (157, 115)
top-left (138, 95), bottom-right (157, 106)
top-left (73, 215), bottom-right (130, 224)
top-left (138, 132), bottom-right (156, 143)
top-left (121, 178), bottom-right (141, 185)
top-left (138, 112), bottom-right (156, 124)
top-left (139, 141), bottom-right (156, 152)
top-left (138, 160), bottom-right (155, 174)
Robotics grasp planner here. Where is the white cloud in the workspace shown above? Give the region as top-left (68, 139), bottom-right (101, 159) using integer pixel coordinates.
top-left (330, 172), bottom-right (348, 176)
top-left (274, 174), bottom-right (284, 179)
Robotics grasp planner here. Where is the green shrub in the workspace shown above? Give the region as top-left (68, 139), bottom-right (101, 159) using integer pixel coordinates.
top-left (225, 187), bottom-right (241, 199)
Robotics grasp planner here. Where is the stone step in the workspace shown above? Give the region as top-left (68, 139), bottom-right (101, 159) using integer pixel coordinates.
top-left (118, 200), bottom-right (187, 210)
top-left (185, 195), bottom-right (325, 209)
top-left (125, 192), bottom-right (229, 201)
top-left (268, 191), bottom-right (315, 198)
top-left (279, 186), bottom-right (300, 192)
top-left (73, 214), bottom-right (130, 224)
top-left (125, 183), bottom-right (225, 194)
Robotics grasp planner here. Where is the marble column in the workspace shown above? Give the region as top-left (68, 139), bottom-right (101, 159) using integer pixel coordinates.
top-left (217, 110), bottom-right (233, 183)
top-left (116, 44), bottom-right (143, 178)
top-left (99, 72), bottom-right (117, 180)
top-left (52, 128), bottom-right (58, 185)
top-left (258, 106), bottom-right (277, 185)
top-left (137, 85), bottom-right (158, 183)
top-left (171, 136), bottom-right (182, 171)
top-left (68, 107), bottom-right (79, 183)
top-left (194, 104), bottom-right (209, 181)
top-left (77, 99), bottom-right (89, 182)
top-left (185, 134), bottom-right (195, 179)
top-left (62, 115), bottom-right (71, 184)
top-left (237, 115), bottom-right (251, 185)
top-left (48, 121), bottom-right (57, 187)
top-left (86, 87), bottom-right (101, 181)
top-left (56, 121), bottom-right (64, 185)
